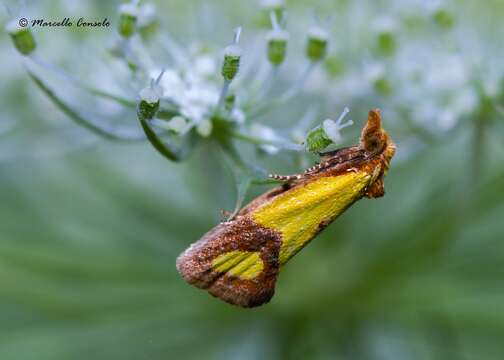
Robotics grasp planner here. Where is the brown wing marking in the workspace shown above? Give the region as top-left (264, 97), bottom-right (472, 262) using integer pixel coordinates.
top-left (176, 216), bottom-right (282, 308)
top-left (365, 176), bottom-right (385, 198)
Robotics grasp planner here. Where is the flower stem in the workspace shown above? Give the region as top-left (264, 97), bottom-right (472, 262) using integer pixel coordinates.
top-left (28, 56), bottom-right (137, 108)
top-left (471, 115), bottom-right (485, 186)
top-left (247, 62), bottom-right (317, 119)
top-left (27, 69), bottom-right (145, 141)
top-left (231, 130), bottom-right (303, 151)
top-left (278, 61), bottom-right (316, 102)
top-left (215, 81), bottom-right (231, 114)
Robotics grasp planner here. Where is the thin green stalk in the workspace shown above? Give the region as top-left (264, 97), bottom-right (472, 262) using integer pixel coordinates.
top-left (246, 62), bottom-right (316, 119)
top-left (27, 69), bottom-right (146, 141)
top-left (219, 139), bottom-right (286, 219)
top-left (136, 105), bottom-right (195, 162)
top-left (231, 130), bottom-right (303, 151)
top-left (215, 81), bottom-right (231, 115)
top-left (28, 56), bottom-right (137, 108)
top-left (471, 115), bottom-right (485, 186)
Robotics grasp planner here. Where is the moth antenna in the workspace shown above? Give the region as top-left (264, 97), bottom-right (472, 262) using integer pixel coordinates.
top-left (269, 173), bottom-right (304, 181)
top-left (303, 162), bottom-right (323, 174)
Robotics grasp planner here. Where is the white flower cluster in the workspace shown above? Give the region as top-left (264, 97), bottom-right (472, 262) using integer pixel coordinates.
top-left (148, 50), bottom-right (247, 136)
top-left (308, 1), bottom-right (503, 138)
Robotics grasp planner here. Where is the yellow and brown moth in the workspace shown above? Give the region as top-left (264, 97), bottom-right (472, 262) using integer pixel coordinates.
top-left (177, 109), bottom-right (396, 307)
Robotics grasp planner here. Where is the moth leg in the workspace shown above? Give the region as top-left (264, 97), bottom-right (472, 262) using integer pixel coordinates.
top-left (220, 209), bottom-right (232, 222)
top-left (225, 177), bottom-right (252, 222)
top-left (303, 162), bottom-right (324, 174)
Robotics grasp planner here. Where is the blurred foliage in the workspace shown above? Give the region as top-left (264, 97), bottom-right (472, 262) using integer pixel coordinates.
top-left (1, 0), bottom-right (504, 359)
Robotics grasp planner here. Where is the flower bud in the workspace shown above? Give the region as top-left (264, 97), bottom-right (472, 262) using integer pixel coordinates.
top-left (372, 18), bottom-right (397, 57)
top-left (222, 45), bottom-right (241, 81)
top-left (433, 9), bottom-right (455, 29)
top-left (118, 3), bottom-right (138, 38)
top-left (267, 29), bottom-right (288, 66)
top-left (224, 93), bottom-right (236, 111)
top-left (6, 19), bottom-right (36, 56)
top-left (221, 27), bottom-right (242, 82)
top-left (138, 85), bottom-right (162, 119)
top-left (306, 26), bottom-right (328, 62)
top-left (260, 0), bottom-right (285, 23)
top-left (260, 0), bottom-right (285, 12)
top-left (305, 108), bottom-right (352, 152)
top-left (324, 55), bottom-right (345, 78)
top-left (366, 64), bottom-right (392, 96)
top-left (376, 31), bottom-right (396, 57)
top-left (305, 126), bottom-right (332, 153)
top-left (197, 119), bottom-right (213, 137)
top-left (373, 77), bottom-right (392, 96)
top-left (138, 3), bottom-right (159, 39)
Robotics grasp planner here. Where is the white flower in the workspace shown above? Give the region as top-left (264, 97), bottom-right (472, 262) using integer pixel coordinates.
top-left (230, 108), bottom-right (246, 124)
top-left (140, 85), bottom-right (163, 104)
top-left (372, 16), bottom-right (398, 32)
top-left (307, 25), bottom-right (329, 42)
top-left (424, 55), bottom-right (468, 91)
top-left (119, 3), bottom-right (138, 17)
top-left (166, 116), bottom-right (190, 134)
top-left (365, 63), bottom-right (386, 82)
top-left (194, 55), bottom-right (217, 78)
top-left (322, 107), bottom-right (353, 144)
top-left (259, 0), bottom-right (285, 10)
top-left (197, 119), bottom-right (213, 137)
top-left (150, 68), bottom-right (220, 124)
top-left (138, 3), bottom-right (157, 27)
top-left (451, 86), bottom-right (478, 115)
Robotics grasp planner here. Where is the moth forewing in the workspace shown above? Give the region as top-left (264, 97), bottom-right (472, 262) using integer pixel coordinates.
top-left (176, 217), bottom-right (282, 307)
top-left (176, 109), bottom-right (395, 308)
top-left (252, 171), bottom-right (373, 265)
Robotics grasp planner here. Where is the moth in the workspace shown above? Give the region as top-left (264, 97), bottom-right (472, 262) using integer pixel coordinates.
top-left (177, 109), bottom-right (396, 308)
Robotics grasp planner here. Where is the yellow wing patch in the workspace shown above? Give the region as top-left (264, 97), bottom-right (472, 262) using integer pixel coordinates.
top-left (212, 250), bottom-right (264, 280)
top-left (253, 172), bottom-right (371, 265)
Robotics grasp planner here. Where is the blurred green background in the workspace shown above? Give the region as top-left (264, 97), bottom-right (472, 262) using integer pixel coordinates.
top-left (1, 0), bottom-right (504, 359)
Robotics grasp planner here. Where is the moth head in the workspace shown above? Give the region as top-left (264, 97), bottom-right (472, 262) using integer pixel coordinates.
top-left (360, 109), bottom-right (395, 162)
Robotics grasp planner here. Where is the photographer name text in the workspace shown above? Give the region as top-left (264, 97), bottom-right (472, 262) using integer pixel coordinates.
top-left (26, 17), bottom-right (110, 28)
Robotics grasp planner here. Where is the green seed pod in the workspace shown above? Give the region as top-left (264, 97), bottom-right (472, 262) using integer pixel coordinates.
top-left (260, 0), bottom-right (285, 27)
top-left (433, 9), bottom-right (455, 29)
top-left (324, 55), bottom-right (345, 78)
top-left (373, 76), bottom-right (392, 96)
top-left (138, 3), bottom-right (159, 40)
top-left (6, 20), bottom-right (36, 56)
top-left (138, 99), bottom-right (159, 120)
top-left (221, 45), bottom-right (241, 82)
top-left (138, 86), bottom-right (161, 119)
top-left (376, 31), bottom-right (396, 57)
top-left (267, 29), bottom-right (288, 66)
top-left (118, 4), bottom-right (138, 38)
top-left (305, 125), bottom-right (332, 153)
top-left (224, 93), bottom-right (236, 111)
top-left (306, 26), bottom-right (329, 62)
